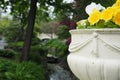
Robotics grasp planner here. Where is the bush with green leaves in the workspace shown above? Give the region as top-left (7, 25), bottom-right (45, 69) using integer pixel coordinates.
top-left (0, 59), bottom-right (45, 80)
top-left (6, 41), bottom-right (23, 53)
top-left (0, 59), bottom-right (16, 79)
top-left (2, 21), bottom-right (22, 42)
top-left (0, 49), bottom-right (17, 58)
top-left (45, 38), bottom-right (68, 58)
top-left (29, 44), bottom-right (47, 63)
top-left (56, 25), bottom-right (70, 40)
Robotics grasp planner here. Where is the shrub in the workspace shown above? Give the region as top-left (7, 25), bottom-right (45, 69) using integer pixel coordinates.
top-left (45, 39), bottom-right (68, 58)
top-left (31, 37), bottom-right (41, 45)
top-left (0, 59), bottom-right (45, 80)
top-left (8, 62), bottom-right (45, 80)
top-left (0, 59), bottom-right (16, 79)
top-left (6, 41), bottom-right (23, 52)
top-left (2, 24), bottom-right (22, 42)
top-left (56, 25), bottom-right (70, 40)
top-left (0, 49), bottom-right (17, 58)
top-left (29, 45), bottom-right (47, 63)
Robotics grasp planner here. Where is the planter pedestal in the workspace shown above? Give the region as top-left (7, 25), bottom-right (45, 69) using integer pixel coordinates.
top-left (67, 29), bottom-right (120, 80)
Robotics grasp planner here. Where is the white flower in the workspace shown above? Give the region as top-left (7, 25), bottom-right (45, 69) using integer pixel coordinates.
top-left (78, 20), bottom-right (87, 26)
top-left (85, 2), bottom-right (105, 15)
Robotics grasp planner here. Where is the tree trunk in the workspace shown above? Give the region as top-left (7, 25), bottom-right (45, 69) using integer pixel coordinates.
top-left (20, 0), bottom-right (38, 61)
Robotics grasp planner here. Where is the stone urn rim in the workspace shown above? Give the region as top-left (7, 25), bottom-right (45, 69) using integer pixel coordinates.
top-left (70, 28), bottom-right (120, 34)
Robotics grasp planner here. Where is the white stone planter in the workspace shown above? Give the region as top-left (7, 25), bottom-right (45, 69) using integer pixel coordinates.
top-left (67, 29), bottom-right (120, 80)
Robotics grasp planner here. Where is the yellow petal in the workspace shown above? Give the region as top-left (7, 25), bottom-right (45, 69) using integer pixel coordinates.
top-left (88, 8), bottom-right (101, 25)
top-left (113, 9), bottom-right (120, 26)
top-left (115, 0), bottom-right (120, 8)
top-left (101, 7), bottom-right (115, 21)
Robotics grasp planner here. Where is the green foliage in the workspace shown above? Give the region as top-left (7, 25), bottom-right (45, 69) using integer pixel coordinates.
top-left (37, 0), bottom-right (73, 20)
top-left (9, 62), bottom-right (45, 80)
top-left (105, 20), bottom-right (120, 28)
top-left (6, 41), bottom-right (23, 52)
top-left (29, 44), bottom-right (47, 63)
top-left (0, 58), bottom-right (16, 79)
top-left (56, 25), bottom-right (70, 40)
top-left (53, 2), bottom-right (73, 20)
top-left (45, 38), bottom-right (68, 58)
top-left (9, 0), bottom-right (29, 26)
top-left (8, 41), bottom-right (23, 47)
top-left (0, 17), bottom-right (12, 33)
top-left (0, 49), bottom-right (16, 58)
top-left (31, 37), bottom-right (41, 45)
top-left (0, 17), bottom-right (22, 42)
top-left (1, 20), bottom-right (22, 42)
top-left (0, 58), bottom-right (45, 80)
top-left (77, 19), bottom-right (120, 29)
top-left (26, 34), bottom-right (47, 63)
top-left (38, 21), bottom-right (57, 34)
top-left (0, 17), bottom-right (25, 43)
top-left (7, 41), bottom-right (23, 47)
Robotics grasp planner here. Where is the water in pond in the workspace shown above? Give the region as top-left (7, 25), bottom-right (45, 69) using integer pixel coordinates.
top-left (48, 64), bottom-right (76, 80)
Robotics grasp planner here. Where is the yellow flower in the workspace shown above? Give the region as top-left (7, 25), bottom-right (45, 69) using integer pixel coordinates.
top-left (101, 7), bottom-right (115, 21)
top-left (113, 9), bottom-right (120, 26)
top-left (88, 8), bottom-right (101, 25)
top-left (115, 0), bottom-right (120, 8)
